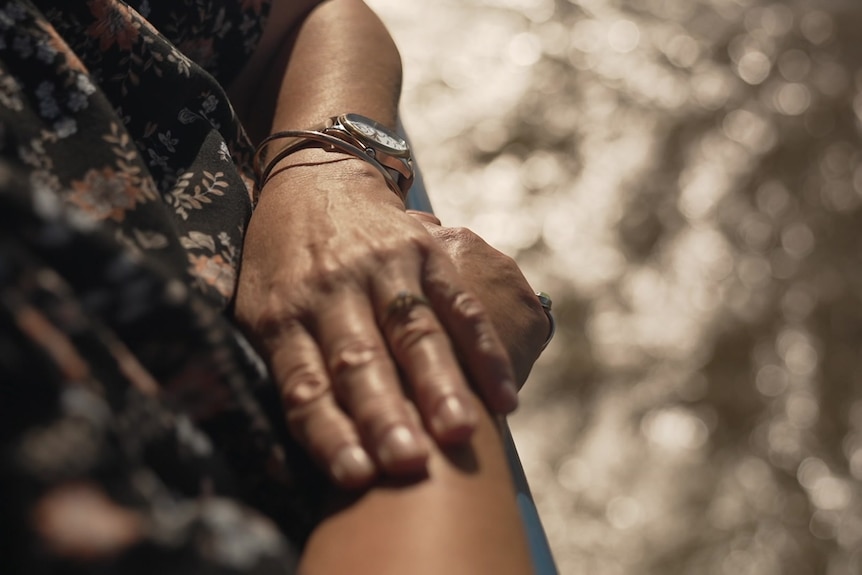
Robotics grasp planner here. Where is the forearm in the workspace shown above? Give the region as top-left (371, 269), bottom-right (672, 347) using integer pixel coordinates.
top-left (230, 0), bottom-right (402, 144)
top-left (298, 397), bottom-right (534, 575)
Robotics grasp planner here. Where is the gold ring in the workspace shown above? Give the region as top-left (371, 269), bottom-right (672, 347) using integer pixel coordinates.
top-left (384, 291), bottom-right (430, 324)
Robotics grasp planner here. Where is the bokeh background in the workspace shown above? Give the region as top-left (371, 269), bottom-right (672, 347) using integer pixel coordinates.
top-left (366, 0), bottom-right (862, 573)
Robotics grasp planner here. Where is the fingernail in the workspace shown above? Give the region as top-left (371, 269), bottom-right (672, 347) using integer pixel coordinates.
top-left (379, 425), bottom-right (424, 467)
top-left (330, 445), bottom-right (375, 485)
top-left (432, 395), bottom-right (476, 437)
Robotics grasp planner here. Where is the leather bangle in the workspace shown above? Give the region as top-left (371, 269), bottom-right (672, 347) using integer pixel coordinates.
top-left (254, 130), bottom-right (406, 202)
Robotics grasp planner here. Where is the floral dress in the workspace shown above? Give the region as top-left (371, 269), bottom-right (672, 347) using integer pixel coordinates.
top-left (0, 1), bottom-right (328, 572)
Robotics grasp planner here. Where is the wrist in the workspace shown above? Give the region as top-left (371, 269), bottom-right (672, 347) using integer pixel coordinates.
top-left (259, 149), bottom-right (406, 209)
top-left (254, 115), bottom-right (414, 203)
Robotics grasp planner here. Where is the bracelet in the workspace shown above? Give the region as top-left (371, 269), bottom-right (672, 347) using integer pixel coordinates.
top-left (253, 130), bottom-right (405, 202)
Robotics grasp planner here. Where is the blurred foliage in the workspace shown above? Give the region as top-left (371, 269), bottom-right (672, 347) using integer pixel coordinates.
top-left (372, 0), bottom-right (862, 573)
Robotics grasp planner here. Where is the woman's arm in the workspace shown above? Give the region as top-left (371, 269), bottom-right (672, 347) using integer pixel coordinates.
top-left (229, 0), bottom-right (401, 144)
top-left (298, 397), bottom-right (535, 575)
top-left (229, 1), bottom-right (520, 489)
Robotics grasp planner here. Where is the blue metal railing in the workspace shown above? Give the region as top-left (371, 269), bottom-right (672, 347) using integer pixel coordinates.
top-left (403, 146), bottom-right (558, 575)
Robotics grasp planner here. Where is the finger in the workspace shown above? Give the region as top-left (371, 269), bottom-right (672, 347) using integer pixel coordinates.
top-left (312, 292), bottom-right (430, 476)
top-left (406, 210), bottom-right (442, 226)
top-left (374, 287), bottom-right (480, 444)
top-left (422, 252), bottom-right (520, 414)
top-left (265, 320), bottom-right (376, 488)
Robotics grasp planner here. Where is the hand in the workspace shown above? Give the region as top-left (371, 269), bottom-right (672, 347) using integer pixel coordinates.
top-left (407, 211), bottom-right (549, 387)
top-left (234, 152), bottom-right (519, 488)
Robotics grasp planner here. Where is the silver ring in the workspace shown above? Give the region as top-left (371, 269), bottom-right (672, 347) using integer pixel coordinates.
top-left (536, 291), bottom-right (555, 352)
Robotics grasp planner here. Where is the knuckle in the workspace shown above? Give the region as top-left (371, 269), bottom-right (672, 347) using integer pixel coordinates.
top-left (328, 339), bottom-right (386, 379)
top-left (437, 227), bottom-right (471, 248)
top-left (452, 290), bottom-right (488, 323)
top-left (309, 260), bottom-right (349, 293)
top-left (476, 329), bottom-right (505, 356)
top-left (389, 312), bottom-right (441, 352)
top-left (447, 226), bottom-right (473, 239)
top-left (279, 367), bottom-right (330, 410)
top-left (303, 246), bottom-right (366, 293)
top-left (450, 226), bottom-right (484, 248)
top-left (453, 291), bottom-right (503, 353)
top-left (248, 308), bottom-right (303, 345)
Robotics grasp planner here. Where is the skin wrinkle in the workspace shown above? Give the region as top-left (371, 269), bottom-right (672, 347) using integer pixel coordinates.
top-left (451, 291), bottom-right (499, 355)
top-left (254, 308), bottom-right (304, 353)
top-left (328, 339), bottom-right (384, 383)
top-left (279, 364), bottom-right (330, 410)
top-left (386, 310), bottom-right (441, 354)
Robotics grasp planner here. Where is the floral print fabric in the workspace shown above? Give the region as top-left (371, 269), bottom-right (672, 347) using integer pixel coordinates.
top-left (0, 1), bottom-right (327, 572)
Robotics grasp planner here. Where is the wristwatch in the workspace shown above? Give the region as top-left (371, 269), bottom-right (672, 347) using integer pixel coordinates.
top-left (254, 113), bottom-right (415, 202)
top-left (319, 113), bottom-right (414, 197)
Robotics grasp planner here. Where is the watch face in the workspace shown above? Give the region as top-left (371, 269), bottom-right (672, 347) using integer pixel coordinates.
top-left (342, 113), bottom-right (409, 154)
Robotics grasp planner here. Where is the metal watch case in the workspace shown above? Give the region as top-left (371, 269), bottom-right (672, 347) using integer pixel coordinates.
top-left (323, 113), bottom-right (414, 195)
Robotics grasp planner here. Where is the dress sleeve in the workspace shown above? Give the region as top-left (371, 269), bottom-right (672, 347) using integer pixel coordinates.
top-left (127, 0), bottom-right (273, 86)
